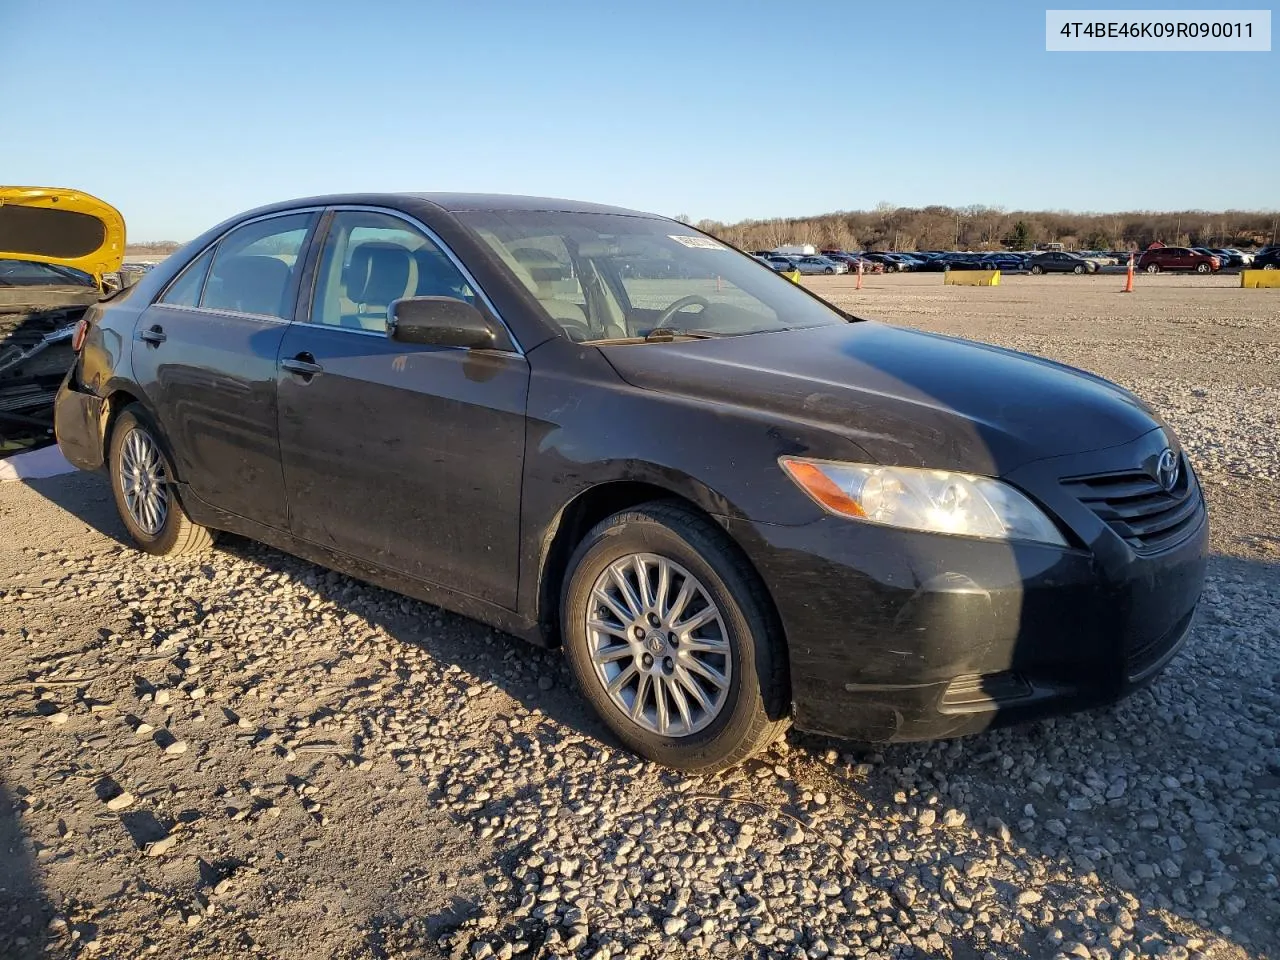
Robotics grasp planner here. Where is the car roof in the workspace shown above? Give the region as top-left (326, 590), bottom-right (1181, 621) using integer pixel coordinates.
top-left (231, 192), bottom-right (663, 220)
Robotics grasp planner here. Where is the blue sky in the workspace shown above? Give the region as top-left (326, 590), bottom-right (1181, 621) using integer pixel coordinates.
top-left (2, 0), bottom-right (1275, 240)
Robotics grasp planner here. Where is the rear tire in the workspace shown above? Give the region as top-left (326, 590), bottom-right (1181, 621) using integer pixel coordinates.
top-left (560, 501), bottom-right (789, 771)
top-left (1264, 263), bottom-right (1277, 271)
top-left (108, 405), bottom-right (215, 557)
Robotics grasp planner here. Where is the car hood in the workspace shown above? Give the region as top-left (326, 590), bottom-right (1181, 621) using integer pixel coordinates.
top-left (0, 186), bottom-right (126, 283)
top-left (599, 321), bottom-right (1160, 476)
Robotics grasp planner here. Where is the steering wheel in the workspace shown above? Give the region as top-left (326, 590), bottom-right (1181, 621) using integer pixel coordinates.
top-left (652, 295), bottom-right (711, 329)
top-left (556, 317), bottom-right (595, 342)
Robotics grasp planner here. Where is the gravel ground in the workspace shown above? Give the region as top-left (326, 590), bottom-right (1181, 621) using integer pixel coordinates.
top-left (0, 273), bottom-right (1276, 960)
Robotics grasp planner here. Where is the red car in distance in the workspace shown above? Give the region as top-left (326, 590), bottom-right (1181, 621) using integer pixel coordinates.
top-left (1137, 247), bottom-right (1220, 274)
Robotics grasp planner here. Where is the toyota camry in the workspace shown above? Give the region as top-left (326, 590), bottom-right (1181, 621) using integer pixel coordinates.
top-left (55, 193), bottom-right (1207, 771)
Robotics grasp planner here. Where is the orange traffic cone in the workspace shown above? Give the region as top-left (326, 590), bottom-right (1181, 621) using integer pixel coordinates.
top-left (1123, 253), bottom-right (1134, 293)
top-left (856, 258), bottom-right (864, 290)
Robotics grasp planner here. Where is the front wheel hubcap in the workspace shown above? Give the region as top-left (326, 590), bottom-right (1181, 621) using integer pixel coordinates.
top-left (118, 427), bottom-right (168, 536)
top-left (586, 553), bottom-right (731, 737)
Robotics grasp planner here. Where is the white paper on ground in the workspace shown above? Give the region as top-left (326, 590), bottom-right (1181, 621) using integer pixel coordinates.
top-left (0, 444), bottom-right (76, 482)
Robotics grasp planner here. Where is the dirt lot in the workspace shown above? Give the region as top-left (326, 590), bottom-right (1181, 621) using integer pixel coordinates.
top-left (1, 274), bottom-right (1276, 960)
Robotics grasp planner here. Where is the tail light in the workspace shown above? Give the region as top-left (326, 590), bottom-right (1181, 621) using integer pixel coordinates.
top-left (71, 318), bottom-right (89, 353)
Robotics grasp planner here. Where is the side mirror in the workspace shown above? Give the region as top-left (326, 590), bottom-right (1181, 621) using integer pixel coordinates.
top-left (389, 296), bottom-right (496, 349)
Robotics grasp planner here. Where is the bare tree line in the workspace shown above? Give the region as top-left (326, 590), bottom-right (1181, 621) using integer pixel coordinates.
top-left (125, 241), bottom-right (183, 256)
top-left (686, 205), bottom-right (1280, 252)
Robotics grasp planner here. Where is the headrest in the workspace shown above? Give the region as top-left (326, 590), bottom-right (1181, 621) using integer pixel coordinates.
top-left (414, 248), bottom-right (463, 296)
top-left (345, 242), bottom-right (412, 305)
top-left (210, 255), bottom-right (290, 316)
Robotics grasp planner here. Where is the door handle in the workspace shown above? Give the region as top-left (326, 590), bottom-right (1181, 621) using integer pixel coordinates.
top-left (280, 353), bottom-right (323, 377)
top-left (138, 324), bottom-right (166, 345)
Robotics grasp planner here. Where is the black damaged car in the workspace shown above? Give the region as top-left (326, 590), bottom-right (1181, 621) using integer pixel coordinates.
top-left (55, 194), bottom-right (1207, 771)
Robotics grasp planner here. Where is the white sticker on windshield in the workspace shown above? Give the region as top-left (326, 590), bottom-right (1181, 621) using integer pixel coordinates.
top-left (668, 234), bottom-right (725, 250)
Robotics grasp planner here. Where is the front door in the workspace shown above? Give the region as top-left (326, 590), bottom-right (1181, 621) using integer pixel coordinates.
top-left (275, 209), bottom-right (529, 608)
top-left (131, 211), bottom-right (319, 529)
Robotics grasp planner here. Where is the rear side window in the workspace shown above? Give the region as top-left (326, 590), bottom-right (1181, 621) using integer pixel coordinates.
top-left (159, 246), bottom-right (215, 307)
top-left (201, 213), bottom-right (316, 319)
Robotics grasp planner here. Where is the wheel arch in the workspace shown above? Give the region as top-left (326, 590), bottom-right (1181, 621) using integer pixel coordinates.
top-left (533, 480), bottom-right (787, 669)
top-left (101, 385), bottom-right (186, 485)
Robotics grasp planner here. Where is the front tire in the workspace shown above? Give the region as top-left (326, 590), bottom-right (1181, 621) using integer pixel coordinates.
top-left (1073, 264), bottom-right (1085, 274)
top-left (1264, 263), bottom-right (1277, 271)
top-left (1030, 264), bottom-right (1044, 275)
top-left (1146, 263), bottom-right (1161, 274)
top-left (1196, 262), bottom-right (1211, 274)
top-left (108, 405), bottom-right (214, 557)
top-left (560, 501), bottom-right (789, 771)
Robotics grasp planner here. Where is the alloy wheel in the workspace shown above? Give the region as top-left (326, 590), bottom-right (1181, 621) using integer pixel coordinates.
top-left (585, 553), bottom-right (731, 737)
top-left (118, 427), bottom-right (168, 536)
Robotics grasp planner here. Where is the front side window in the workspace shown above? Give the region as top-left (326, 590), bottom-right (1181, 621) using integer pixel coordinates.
top-left (458, 211), bottom-right (847, 343)
top-left (200, 212), bottom-right (316, 319)
top-left (309, 211), bottom-right (475, 332)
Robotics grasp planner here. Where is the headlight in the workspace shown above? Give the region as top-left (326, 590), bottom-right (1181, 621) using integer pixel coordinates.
top-left (779, 458), bottom-right (1066, 546)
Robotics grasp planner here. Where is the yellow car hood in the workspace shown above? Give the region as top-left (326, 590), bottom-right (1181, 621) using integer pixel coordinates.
top-left (0, 186), bottom-right (126, 283)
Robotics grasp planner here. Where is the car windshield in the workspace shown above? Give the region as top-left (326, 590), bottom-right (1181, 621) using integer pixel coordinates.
top-left (456, 210), bottom-right (848, 342)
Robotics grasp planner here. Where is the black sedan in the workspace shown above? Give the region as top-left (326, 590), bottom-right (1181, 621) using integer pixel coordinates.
top-left (979, 252), bottom-right (1029, 272)
top-left (54, 193), bottom-right (1207, 771)
top-left (916, 253), bottom-right (988, 272)
top-left (1027, 251), bottom-right (1099, 274)
top-left (1253, 247), bottom-right (1280, 269)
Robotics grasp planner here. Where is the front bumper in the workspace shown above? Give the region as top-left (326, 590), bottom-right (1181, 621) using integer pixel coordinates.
top-left (726, 430), bottom-right (1209, 743)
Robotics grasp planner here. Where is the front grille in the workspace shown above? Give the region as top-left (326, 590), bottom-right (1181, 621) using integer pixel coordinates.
top-left (1062, 455), bottom-right (1203, 552)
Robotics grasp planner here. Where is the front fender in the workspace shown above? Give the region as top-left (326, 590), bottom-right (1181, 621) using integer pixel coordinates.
top-left (516, 338), bottom-right (870, 626)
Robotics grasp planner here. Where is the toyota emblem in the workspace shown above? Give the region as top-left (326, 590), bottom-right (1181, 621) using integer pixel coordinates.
top-left (1155, 448), bottom-right (1179, 492)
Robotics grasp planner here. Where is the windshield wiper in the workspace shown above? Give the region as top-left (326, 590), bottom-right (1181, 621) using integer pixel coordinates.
top-left (642, 327), bottom-right (720, 342)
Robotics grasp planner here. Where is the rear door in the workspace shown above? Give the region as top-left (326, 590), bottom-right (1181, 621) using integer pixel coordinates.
top-left (275, 208), bottom-right (529, 608)
top-left (132, 210), bottom-right (319, 530)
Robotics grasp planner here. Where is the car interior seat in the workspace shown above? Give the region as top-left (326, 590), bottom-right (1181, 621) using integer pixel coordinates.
top-left (206, 255), bottom-right (291, 317)
top-left (342, 242), bottom-right (414, 331)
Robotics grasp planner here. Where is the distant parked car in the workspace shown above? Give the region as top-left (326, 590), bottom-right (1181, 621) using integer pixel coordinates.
top-left (1192, 247), bottom-right (1234, 268)
top-left (861, 252), bottom-right (912, 272)
top-left (821, 252), bottom-right (880, 273)
top-left (980, 252), bottom-right (1028, 271)
top-left (1026, 252), bottom-right (1099, 275)
top-left (1252, 247), bottom-right (1279, 270)
top-left (1073, 251), bottom-right (1115, 267)
top-left (764, 256), bottom-right (798, 272)
top-left (1210, 248), bottom-right (1251, 268)
top-left (915, 254), bottom-right (980, 272)
top-left (1137, 247), bottom-right (1219, 274)
top-left (922, 252), bottom-right (989, 272)
top-left (792, 256), bottom-right (847, 275)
